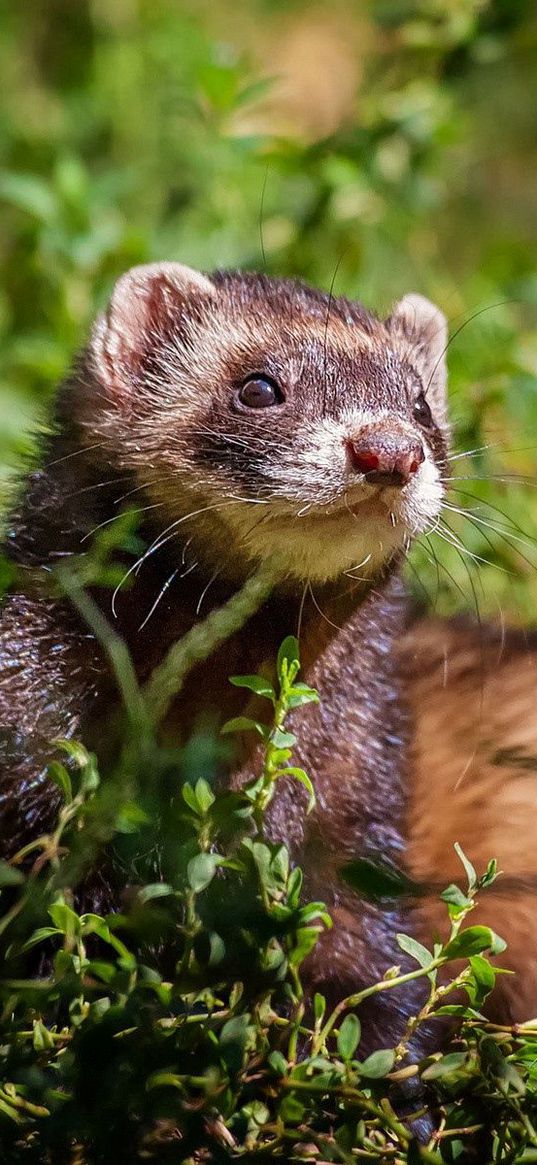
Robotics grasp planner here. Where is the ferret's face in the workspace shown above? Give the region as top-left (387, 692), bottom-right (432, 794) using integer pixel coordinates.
top-left (88, 264), bottom-right (449, 584)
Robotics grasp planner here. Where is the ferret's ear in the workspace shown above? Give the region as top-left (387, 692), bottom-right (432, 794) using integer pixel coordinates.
top-left (91, 262), bottom-right (216, 396)
top-left (387, 293), bottom-right (448, 425)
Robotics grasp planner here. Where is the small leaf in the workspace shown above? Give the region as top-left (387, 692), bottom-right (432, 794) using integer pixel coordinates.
top-left (279, 1093), bottom-right (306, 1123)
top-left (314, 992), bottom-right (326, 1023)
top-left (287, 682), bottom-right (319, 708)
top-left (271, 728), bottom-right (296, 749)
top-left (268, 1050), bottom-right (287, 1076)
top-left (54, 739), bottom-right (91, 769)
top-left (359, 1049), bottom-right (395, 1078)
top-left (288, 925), bottom-right (322, 966)
top-left (444, 925), bottom-right (503, 960)
top-left (46, 761), bottom-right (72, 803)
top-left (19, 926), bottom-right (62, 953)
top-left (277, 636), bottom-right (300, 681)
top-left (422, 1051), bottom-right (474, 1084)
top-left (187, 852), bottom-right (220, 892)
top-left (230, 674), bottom-right (275, 700)
top-left (281, 767), bottom-right (315, 812)
top-left (396, 933), bottom-right (433, 969)
top-left (337, 1013), bottom-right (361, 1060)
top-left (454, 842), bottom-right (477, 892)
top-left (33, 1020), bottom-right (55, 1052)
top-left (480, 858), bottom-right (499, 888)
top-left (49, 902), bottom-right (81, 936)
top-left (221, 716), bottom-right (267, 737)
top-left (137, 883), bottom-right (174, 904)
top-left (287, 865), bottom-right (303, 907)
top-left (182, 783), bottom-right (200, 813)
top-left (194, 778), bottom-right (215, 814)
top-left (440, 883), bottom-right (470, 908)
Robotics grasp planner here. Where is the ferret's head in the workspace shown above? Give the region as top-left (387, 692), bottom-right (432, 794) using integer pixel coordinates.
top-left (83, 263), bottom-right (449, 584)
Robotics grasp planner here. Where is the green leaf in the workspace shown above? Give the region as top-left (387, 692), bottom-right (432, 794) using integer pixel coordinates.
top-left (314, 992), bottom-right (326, 1022)
top-left (277, 635), bottom-right (300, 682)
top-left (270, 728), bottom-right (296, 749)
top-left (32, 1020), bottom-right (55, 1052)
top-left (46, 761), bottom-right (72, 803)
top-left (49, 902), bottom-right (81, 936)
top-left (268, 1050), bottom-right (288, 1076)
top-left (219, 1013), bottom-right (253, 1073)
top-left (54, 739), bottom-right (91, 769)
top-left (396, 932), bottom-right (433, 969)
top-left (422, 1051), bottom-right (479, 1088)
top-left (287, 682), bottom-right (319, 708)
top-left (19, 926), bottom-right (62, 953)
top-left (337, 1013), bottom-right (361, 1060)
top-left (359, 1049), bottom-right (395, 1078)
top-left (469, 954), bottom-right (496, 991)
top-left (454, 842), bottom-right (477, 891)
top-left (443, 925), bottom-right (504, 960)
top-left (287, 865), bottom-right (303, 907)
top-left (440, 883), bottom-right (470, 909)
top-left (279, 1093), bottom-right (306, 1123)
top-left (187, 852), bottom-right (220, 892)
top-left (230, 674), bottom-right (275, 700)
top-left (137, 883), bottom-right (174, 904)
top-left (288, 925), bottom-right (322, 967)
top-left (281, 766), bottom-right (315, 812)
top-left (194, 777), bottom-right (215, 814)
top-left (221, 716), bottom-right (267, 737)
top-left (182, 782), bottom-right (200, 813)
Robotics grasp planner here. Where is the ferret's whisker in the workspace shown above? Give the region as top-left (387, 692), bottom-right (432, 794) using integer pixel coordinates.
top-left (196, 570), bottom-right (220, 616)
top-left (139, 567), bottom-right (180, 631)
top-left (114, 474), bottom-right (181, 504)
top-left (80, 502), bottom-right (164, 544)
top-left (442, 501), bottom-right (536, 553)
top-left (111, 500), bottom-right (247, 616)
top-left (45, 441), bottom-right (107, 467)
top-left (307, 580), bottom-right (343, 632)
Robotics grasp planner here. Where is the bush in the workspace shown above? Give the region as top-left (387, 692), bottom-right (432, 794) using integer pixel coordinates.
top-left (1, 624), bottom-right (537, 1163)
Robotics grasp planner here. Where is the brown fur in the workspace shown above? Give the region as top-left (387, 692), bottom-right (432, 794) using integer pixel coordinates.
top-left (401, 617), bottom-right (537, 1019)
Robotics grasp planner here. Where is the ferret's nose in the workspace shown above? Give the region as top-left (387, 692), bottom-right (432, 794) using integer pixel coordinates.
top-left (346, 429), bottom-right (425, 486)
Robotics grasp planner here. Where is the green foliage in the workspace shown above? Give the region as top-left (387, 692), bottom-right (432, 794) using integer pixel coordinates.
top-left (0, 638), bottom-right (537, 1161)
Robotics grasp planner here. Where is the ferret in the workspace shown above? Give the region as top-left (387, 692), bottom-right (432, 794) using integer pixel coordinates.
top-left (1, 262), bottom-right (536, 1051)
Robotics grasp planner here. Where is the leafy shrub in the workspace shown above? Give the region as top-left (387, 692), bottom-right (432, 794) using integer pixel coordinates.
top-left (1, 631), bottom-right (537, 1163)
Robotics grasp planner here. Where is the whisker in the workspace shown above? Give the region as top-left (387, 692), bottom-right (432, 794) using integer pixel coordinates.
top-left (45, 441), bottom-right (107, 467)
top-left (138, 567), bottom-right (180, 631)
top-left (196, 569), bottom-right (220, 616)
top-left (80, 503), bottom-right (164, 544)
top-left (111, 499), bottom-right (247, 617)
top-left (307, 581), bottom-right (342, 632)
top-left (442, 501), bottom-right (534, 554)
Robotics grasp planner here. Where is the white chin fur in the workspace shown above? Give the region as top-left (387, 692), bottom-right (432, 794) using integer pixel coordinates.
top-left (220, 456), bottom-right (443, 585)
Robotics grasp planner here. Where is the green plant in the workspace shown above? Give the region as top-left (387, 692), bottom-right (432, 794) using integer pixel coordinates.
top-left (1, 636), bottom-right (537, 1162)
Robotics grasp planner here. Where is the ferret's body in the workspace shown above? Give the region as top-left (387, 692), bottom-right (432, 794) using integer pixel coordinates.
top-left (1, 264), bottom-right (537, 1047)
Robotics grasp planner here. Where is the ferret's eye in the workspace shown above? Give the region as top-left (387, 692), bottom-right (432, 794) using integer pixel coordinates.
top-left (413, 392), bottom-right (433, 427)
top-left (238, 376), bottom-right (282, 409)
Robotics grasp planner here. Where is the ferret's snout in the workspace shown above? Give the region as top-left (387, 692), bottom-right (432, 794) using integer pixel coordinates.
top-left (345, 426), bottom-right (425, 486)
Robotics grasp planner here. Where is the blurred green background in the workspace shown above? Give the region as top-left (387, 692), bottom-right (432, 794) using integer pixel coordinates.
top-left (1, 0), bottom-right (537, 618)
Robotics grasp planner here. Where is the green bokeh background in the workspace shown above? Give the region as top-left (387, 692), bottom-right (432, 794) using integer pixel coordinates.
top-left (1, 0), bottom-right (537, 617)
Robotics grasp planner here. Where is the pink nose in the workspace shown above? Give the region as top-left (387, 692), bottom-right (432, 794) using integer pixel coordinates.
top-left (346, 431), bottom-right (425, 486)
